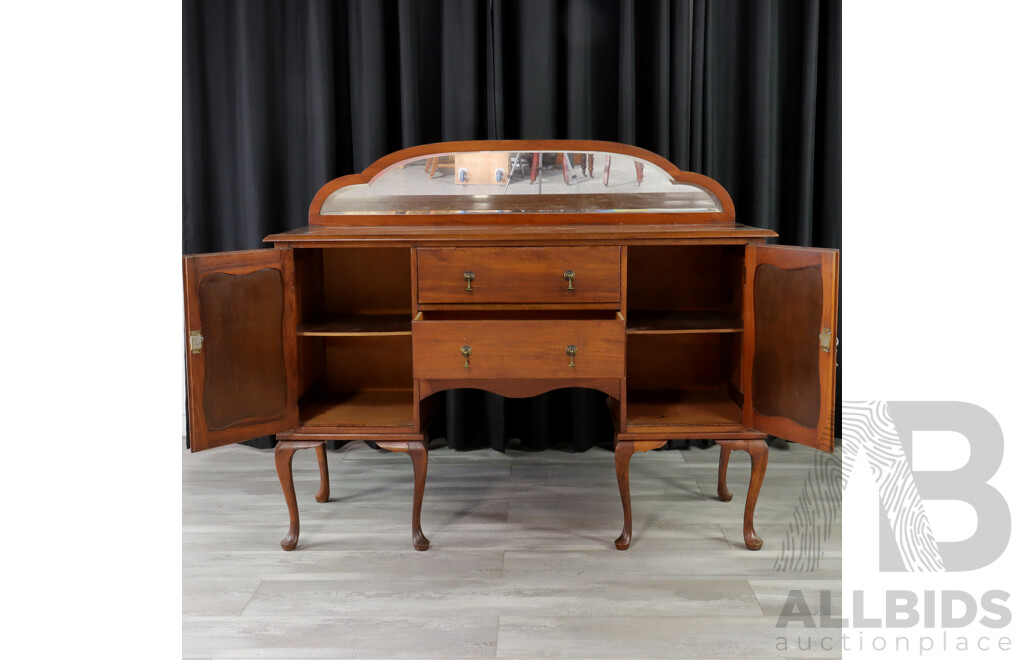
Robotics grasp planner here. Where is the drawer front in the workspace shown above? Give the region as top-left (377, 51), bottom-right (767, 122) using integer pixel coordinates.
top-left (417, 247), bottom-right (620, 304)
top-left (413, 319), bottom-right (625, 379)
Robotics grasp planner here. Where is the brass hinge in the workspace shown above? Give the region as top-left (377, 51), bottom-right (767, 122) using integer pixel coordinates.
top-left (189, 330), bottom-right (203, 354)
top-left (819, 328), bottom-right (832, 353)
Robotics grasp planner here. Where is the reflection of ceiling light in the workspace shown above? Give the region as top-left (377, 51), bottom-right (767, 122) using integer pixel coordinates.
top-left (473, 195), bottom-right (489, 198)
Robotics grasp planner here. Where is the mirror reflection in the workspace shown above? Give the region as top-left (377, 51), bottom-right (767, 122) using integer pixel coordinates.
top-left (321, 151), bottom-right (722, 215)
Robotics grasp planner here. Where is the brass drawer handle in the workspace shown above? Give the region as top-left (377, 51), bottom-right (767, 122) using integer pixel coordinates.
top-left (566, 344), bottom-right (577, 368)
top-left (464, 271), bottom-right (475, 291)
top-left (563, 270), bottom-right (575, 292)
top-left (461, 345), bottom-right (472, 368)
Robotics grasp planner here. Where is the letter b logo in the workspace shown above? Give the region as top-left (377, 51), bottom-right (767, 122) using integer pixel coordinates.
top-left (844, 402), bottom-right (1010, 572)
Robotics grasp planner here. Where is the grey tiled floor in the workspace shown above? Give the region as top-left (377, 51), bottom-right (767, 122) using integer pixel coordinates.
top-left (183, 439), bottom-right (842, 659)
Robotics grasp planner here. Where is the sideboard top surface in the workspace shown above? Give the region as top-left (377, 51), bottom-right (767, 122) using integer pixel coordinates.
top-left (265, 222), bottom-right (777, 247)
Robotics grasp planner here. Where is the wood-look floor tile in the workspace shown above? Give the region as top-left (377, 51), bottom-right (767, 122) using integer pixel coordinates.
top-left (183, 615), bottom-right (499, 658)
top-left (183, 549), bottom-right (505, 582)
top-left (240, 575), bottom-right (761, 618)
top-left (182, 579), bottom-right (261, 616)
top-left (184, 443), bottom-right (843, 658)
top-left (495, 615), bottom-right (840, 658)
top-left (501, 550), bottom-right (839, 580)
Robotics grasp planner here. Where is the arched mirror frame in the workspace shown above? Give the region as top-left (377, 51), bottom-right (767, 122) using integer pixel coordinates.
top-left (308, 140), bottom-right (735, 227)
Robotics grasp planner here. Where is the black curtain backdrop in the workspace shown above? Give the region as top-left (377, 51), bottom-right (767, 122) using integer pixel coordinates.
top-left (184, 0), bottom-right (841, 452)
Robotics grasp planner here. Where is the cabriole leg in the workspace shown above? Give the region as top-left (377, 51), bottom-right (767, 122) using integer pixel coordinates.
top-left (614, 442), bottom-right (636, 551)
top-left (275, 442), bottom-right (300, 551)
top-left (379, 440), bottom-right (431, 551)
top-left (742, 439), bottom-right (769, 550)
top-left (715, 438), bottom-right (770, 551)
top-left (613, 440), bottom-right (668, 551)
top-left (315, 442), bottom-right (330, 503)
top-left (407, 443), bottom-right (429, 551)
top-left (717, 445), bottom-right (733, 502)
top-left (274, 440), bottom-right (323, 551)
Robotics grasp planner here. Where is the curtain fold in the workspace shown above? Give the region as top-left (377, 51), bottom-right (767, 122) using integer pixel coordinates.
top-left (184, 0), bottom-right (841, 452)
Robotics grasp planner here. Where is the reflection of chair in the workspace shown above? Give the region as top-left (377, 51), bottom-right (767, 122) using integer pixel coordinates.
top-left (602, 155), bottom-right (645, 186)
top-left (506, 153), bottom-right (597, 191)
top-left (503, 153), bottom-right (534, 193)
top-left (558, 153), bottom-right (594, 186)
top-left (424, 156), bottom-right (454, 178)
top-left (580, 154), bottom-right (595, 177)
top-left (561, 153), bottom-right (575, 185)
top-left (531, 152), bottom-right (545, 192)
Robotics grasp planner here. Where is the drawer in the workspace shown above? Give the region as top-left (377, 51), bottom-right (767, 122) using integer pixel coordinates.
top-left (417, 247), bottom-right (620, 304)
top-left (412, 315), bottom-right (625, 380)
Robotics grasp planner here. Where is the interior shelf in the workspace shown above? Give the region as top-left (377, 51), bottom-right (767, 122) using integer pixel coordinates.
top-left (299, 390), bottom-right (415, 428)
top-left (297, 314), bottom-right (411, 337)
top-left (626, 311), bottom-right (742, 334)
top-left (626, 388), bottom-right (743, 429)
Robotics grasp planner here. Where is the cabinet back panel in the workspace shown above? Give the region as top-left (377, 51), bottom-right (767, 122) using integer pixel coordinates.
top-left (628, 246), bottom-right (743, 313)
top-left (723, 245), bottom-right (745, 314)
top-left (627, 334), bottom-right (721, 389)
top-left (298, 336), bottom-right (325, 399)
top-left (626, 332), bottom-right (743, 392)
top-left (722, 332), bottom-right (743, 406)
top-left (322, 248), bottom-right (411, 315)
top-left (323, 336), bottom-right (413, 391)
top-left (294, 248), bottom-right (325, 323)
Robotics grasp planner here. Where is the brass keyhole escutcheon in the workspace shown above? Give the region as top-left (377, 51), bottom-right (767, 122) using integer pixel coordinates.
top-left (819, 328), bottom-right (832, 353)
top-left (566, 344), bottom-right (578, 368)
top-left (464, 271), bottom-right (475, 291)
top-left (461, 345), bottom-right (472, 368)
top-left (563, 270), bottom-right (575, 292)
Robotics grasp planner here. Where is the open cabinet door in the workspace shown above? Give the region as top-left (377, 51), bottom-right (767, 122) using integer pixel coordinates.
top-left (183, 249), bottom-right (299, 452)
top-left (743, 245), bottom-right (838, 452)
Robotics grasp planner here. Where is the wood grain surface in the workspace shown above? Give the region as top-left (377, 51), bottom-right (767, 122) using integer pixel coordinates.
top-left (412, 319), bottom-right (625, 380)
top-left (417, 246), bottom-right (620, 304)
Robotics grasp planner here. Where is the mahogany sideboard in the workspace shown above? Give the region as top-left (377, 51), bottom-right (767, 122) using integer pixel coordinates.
top-left (183, 140), bottom-right (839, 552)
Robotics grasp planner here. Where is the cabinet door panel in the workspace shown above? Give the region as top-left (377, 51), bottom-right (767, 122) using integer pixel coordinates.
top-left (183, 249), bottom-right (299, 452)
top-left (742, 245), bottom-right (838, 452)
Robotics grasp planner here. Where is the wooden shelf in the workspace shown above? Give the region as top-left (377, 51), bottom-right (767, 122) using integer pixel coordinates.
top-left (297, 314), bottom-right (411, 337)
top-left (299, 390), bottom-right (415, 428)
top-left (626, 311), bottom-right (742, 334)
top-left (626, 388), bottom-right (743, 430)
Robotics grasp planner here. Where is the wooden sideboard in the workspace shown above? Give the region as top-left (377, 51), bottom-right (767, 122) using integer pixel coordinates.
top-left (183, 140), bottom-right (838, 552)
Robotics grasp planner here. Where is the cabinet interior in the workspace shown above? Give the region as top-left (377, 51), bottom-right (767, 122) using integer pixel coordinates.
top-left (285, 245), bottom-right (752, 432)
top-left (295, 248), bottom-right (415, 429)
top-left (625, 246), bottom-right (745, 430)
